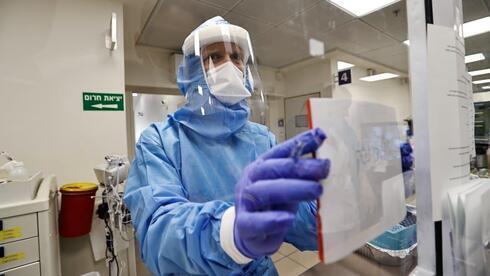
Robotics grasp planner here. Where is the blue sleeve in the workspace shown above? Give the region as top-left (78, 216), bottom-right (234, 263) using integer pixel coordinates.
top-left (285, 201), bottom-right (319, 251)
top-left (123, 127), bottom-right (243, 275)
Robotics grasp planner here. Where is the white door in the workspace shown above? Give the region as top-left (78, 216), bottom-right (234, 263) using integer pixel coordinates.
top-left (132, 94), bottom-right (186, 142)
top-left (284, 92), bottom-right (320, 139)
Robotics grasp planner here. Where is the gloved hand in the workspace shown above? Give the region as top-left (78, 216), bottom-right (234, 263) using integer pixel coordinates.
top-left (234, 128), bottom-right (330, 259)
top-left (400, 142), bottom-right (413, 172)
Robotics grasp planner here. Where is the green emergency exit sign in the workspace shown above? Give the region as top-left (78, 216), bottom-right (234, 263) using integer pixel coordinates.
top-left (83, 92), bottom-right (124, 111)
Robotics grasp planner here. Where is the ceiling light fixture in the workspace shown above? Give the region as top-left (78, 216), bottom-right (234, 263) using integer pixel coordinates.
top-left (327, 0), bottom-right (401, 17)
top-left (403, 40), bottom-right (410, 46)
top-left (360, 73), bottom-right (399, 82)
top-left (338, 61), bottom-right (355, 70)
top-left (469, 68), bottom-right (490, 77)
top-left (463, 16), bottom-right (490, 38)
top-left (465, 53), bottom-right (485, 64)
top-left (482, 86), bottom-right (490, 89)
top-left (473, 79), bottom-right (490, 85)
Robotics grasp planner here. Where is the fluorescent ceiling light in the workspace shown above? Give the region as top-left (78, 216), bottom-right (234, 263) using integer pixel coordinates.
top-left (132, 93), bottom-right (138, 97)
top-left (463, 16), bottom-right (490, 38)
top-left (469, 68), bottom-right (490, 77)
top-left (403, 40), bottom-right (410, 46)
top-left (482, 86), bottom-right (490, 89)
top-left (360, 73), bottom-right (399, 82)
top-left (473, 79), bottom-right (490, 85)
top-left (338, 61), bottom-right (355, 70)
top-left (309, 38), bottom-right (325, 57)
top-left (327, 0), bottom-right (401, 17)
top-left (465, 53), bottom-right (485, 63)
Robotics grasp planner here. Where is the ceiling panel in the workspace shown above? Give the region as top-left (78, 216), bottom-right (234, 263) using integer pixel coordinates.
top-left (223, 12), bottom-right (274, 39)
top-left (200, 0), bottom-right (242, 10)
top-left (464, 28), bottom-right (490, 53)
top-left (137, 0), bottom-right (226, 49)
top-left (462, 0), bottom-right (490, 22)
top-left (135, 0), bottom-right (490, 70)
top-left (463, 1), bottom-right (490, 92)
top-left (358, 43), bottom-right (409, 71)
top-left (231, 0), bottom-right (321, 26)
top-left (465, 32), bottom-right (490, 73)
top-left (361, 0), bottom-right (407, 41)
top-left (280, 1), bottom-right (354, 39)
top-left (253, 26), bottom-right (324, 67)
top-left (140, 25), bottom-right (190, 49)
top-left (322, 19), bottom-right (399, 54)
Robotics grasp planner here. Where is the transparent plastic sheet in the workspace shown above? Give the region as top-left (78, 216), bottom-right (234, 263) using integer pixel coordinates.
top-left (483, 189), bottom-right (490, 275)
top-left (403, 170), bottom-right (416, 198)
top-left (308, 99), bottom-right (406, 263)
top-left (443, 179), bottom-right (490, 275)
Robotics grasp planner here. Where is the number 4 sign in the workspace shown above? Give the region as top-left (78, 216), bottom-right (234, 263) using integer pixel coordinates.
top-left (338, 69), bottom-right (352, 85)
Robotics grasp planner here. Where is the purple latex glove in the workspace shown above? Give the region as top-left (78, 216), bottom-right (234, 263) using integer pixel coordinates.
top-left (400, 142), bottom-right (413, 172)
top-left (234, 128), bottom-right (330, 259)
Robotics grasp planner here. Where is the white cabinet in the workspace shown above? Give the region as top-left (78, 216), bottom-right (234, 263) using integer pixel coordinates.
top-left (0, 238), bottom-right (39, 272)
top-left (0, 262), bottom-right (40, 276)
top-left (0, 213), bottom-right (38, 245)
top-left (0, 175), bottom-right (60, 276)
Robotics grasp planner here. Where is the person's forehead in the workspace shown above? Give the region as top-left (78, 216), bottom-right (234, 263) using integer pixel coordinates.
top-left (203, 42), bottom-right (242, 52)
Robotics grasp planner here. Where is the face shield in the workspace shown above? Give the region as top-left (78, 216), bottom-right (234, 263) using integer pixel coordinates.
top-left (179, 22), bottom-right (268, 125)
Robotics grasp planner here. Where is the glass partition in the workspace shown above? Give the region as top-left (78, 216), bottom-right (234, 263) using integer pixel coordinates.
top-left (135, 0), bottom-right (414, 275)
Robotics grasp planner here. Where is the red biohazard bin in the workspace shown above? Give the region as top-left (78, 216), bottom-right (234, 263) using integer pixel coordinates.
top-left (59, 183), bottom-right (98, 237)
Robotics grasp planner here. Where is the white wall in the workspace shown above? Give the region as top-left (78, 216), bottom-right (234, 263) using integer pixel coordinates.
top-left (125, 46), bottom-right (179, 89)
top-left (267, 96), bottom-right (286, 142)
top-left (259, 59), bottom-right (333, 142)
top-left (282, 58), bottom-right (333, 98)
top-left (278, 57), bottom-right (411, 122)
top-left (332, 65), bottom-right (412, 121)
top-left (0, 1), bottom-right (128, 275)
top-left (270, 56), bottom-right (410, 142)
top-left (258, 66), bottom-right (286, 141)
top-left (0, 0), bottom-right (127, 184)
top-left (275, 59), bottom-right (331, 139)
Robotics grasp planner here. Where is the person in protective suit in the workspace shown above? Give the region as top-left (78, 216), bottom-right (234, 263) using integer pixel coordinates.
top-left (124, 16), bottom-right (330, 275)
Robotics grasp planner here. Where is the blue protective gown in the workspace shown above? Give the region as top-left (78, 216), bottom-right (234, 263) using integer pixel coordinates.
top-left (124, 118), bottom-right (318, 275)
top-left (124, 21), bottom-right (318, 274)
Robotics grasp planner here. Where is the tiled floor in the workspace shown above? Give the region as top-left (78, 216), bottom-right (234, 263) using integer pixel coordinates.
top-left (273, 243), bottom-right (320, 276)
top-left (136, 241), bottom-right (412, 276)
top-left (273, 243), bottom-right (414, 276)
top-left (302, 253), bottom-right (414, 276)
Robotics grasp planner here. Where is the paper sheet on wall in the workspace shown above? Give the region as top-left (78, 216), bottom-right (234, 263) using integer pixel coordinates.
top-left (308, 98), bottom-right (405, 264)
top-left (427, 24), bottom-right (473, 221)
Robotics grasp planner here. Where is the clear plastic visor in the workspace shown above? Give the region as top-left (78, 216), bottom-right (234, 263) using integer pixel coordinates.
top-left (180, 26), bottom-right (268, 125)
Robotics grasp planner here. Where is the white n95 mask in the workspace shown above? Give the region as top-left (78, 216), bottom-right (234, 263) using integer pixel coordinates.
top-left (206, 61), bottom-right (252, 106)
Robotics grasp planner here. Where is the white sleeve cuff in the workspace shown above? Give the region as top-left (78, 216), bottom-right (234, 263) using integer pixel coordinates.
top-left (220, 206), bottom-right (253, 264)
